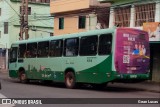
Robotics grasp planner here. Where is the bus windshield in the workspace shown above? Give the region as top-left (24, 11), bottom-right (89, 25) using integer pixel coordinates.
top-left (115, 28), bottom-right (150, 74)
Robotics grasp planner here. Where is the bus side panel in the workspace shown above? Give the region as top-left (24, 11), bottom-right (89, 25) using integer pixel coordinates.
top-left (24, 58), bottom-right (64, 82)
top-left (9, 70), bottom-right (18, 78)
top-left (76, 55), bottom-right (116, 84)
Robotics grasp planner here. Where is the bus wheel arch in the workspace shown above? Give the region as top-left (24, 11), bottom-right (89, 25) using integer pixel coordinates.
top-left (18, 67), bottom-right (28, 83)
top-left (64, 68), bottom-right (76, 89)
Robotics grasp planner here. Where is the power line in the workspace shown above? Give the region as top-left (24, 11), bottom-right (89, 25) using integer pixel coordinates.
top-left (3, 0), bottom-right (20, 17)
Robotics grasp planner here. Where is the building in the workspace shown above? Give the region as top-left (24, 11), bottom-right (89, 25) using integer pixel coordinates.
top-left (0, 0), bottom-right (53, 69)
top-left (99, 0), bottom-right (160, 82)
top-left (50, 0), bottom-right (110, 35)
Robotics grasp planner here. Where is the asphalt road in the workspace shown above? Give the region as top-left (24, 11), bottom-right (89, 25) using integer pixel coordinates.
top-left (0, 73), bottom-right (159, 107)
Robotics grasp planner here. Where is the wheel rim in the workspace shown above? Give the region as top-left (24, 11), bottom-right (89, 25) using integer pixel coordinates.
top-left (66, 75), bottom-right (73, 87)
top-left (21, 74), bottom-right (26, 81)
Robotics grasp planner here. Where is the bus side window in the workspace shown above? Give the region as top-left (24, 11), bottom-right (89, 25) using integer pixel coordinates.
top-left (10, 47), bottom-right (18, 62)
top-left (19, 44), bottom-right (26, 58)
top-left (37, 41), bottom-right (49, 57)
top-left (64, 38), bottom-right (79, 57)
top-left (80, 35), bottom-right (98, 56)
top-left (50, 40), bottom-right (63, 57)
top-left (27, 43), bottom-right (37, 58)
top-left (99, 34), bottom-right (112, 55)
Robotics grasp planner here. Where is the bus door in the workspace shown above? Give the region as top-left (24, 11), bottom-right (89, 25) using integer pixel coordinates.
top-left (9, 46), bottom-right (19, 78)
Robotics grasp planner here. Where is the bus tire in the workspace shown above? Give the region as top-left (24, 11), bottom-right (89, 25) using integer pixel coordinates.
top-left (19, 71), bottom-right (29, 83)
top-left (65, 71), bottom-right (76, 89)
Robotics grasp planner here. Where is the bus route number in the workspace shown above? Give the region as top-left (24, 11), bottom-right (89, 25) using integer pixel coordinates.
top-left (87, 57), bottom-right (96, 62)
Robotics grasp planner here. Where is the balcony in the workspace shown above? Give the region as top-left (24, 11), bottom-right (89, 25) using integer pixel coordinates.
top-left (50, 0), bottom-right (110, 14)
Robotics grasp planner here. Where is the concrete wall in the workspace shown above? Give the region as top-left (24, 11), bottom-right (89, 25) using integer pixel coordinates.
top-left (54, 16), bottom-right (86, 35)
top-left (53, 13), bottom-right (97, 36)
top-left (50, 0), bottom-right (90, 14)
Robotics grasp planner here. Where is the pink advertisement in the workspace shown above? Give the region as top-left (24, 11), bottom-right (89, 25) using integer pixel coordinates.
top-left (115, 28), bottom-right (150, 74)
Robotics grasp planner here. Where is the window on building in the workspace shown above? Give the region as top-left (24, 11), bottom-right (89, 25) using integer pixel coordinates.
top-left (28, 7), bottom-right (31, 15)
top-left (97, 8), bottom-right (110, 29)
top-left (28, 0), bottom-right (50, 3)
top-left (79, 16), bottom-right (86, 29)
top-left (135, 3), bottom-right (156, 27)
top-left (59, 17), bottom-right (64, 29)
top-left (19, 44), bottom-right (26, 58)
top-left (4, 22), bottom-right (8, 34)
top-left (20, 6), bottom-right (31, 15)
top-left (64, 38), bottom-right (79, 57)
top-left (37, 41), bottom-right (49, 57)
top-left (114, 6), bottom-right (131, 27)
top-left (80, 36), bottom-right (98, 56)
top-left (50, 40), bottom-right (63, 57)
top-left (46, 0), bottom-right (50, 3)
top-left (99, 34), bottom-right (112, 55)
top-left (50, 33), bottom-right (54, 36)
top-left (27, 43), bottom-right (37, 58)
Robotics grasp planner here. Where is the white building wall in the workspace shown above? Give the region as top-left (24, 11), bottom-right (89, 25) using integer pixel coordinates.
top-left (130, 5), bottom-right (135, 27)
top-left (109, 7), bottom-right (114, 28)
top-left (155, 2), bottom-right (160, 22)
top-left (86, 14), bottom-right (97, 31)
top-left (0, 0), bottom-right (11, 49)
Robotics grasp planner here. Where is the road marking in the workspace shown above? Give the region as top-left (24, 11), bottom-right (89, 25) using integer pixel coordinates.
top-left (0, 93), bottom-right (15, 107)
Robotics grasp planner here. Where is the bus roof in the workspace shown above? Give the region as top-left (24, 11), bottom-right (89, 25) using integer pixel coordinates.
top-left (12, 28), bottom-right (116, 45)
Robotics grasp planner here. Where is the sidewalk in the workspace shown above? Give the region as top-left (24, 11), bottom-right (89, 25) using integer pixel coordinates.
top-left (0, 69), bottom-right (15, 107)
top-left (108, 81), bottom-right (160, 93)
top-left (0, 69), bottom-right (10, 80)
top-left (0, 69), bottom-right (159, 93)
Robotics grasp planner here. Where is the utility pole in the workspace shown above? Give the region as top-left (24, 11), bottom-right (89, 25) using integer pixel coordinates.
top-left (20, 0), bottom-right (29, 40)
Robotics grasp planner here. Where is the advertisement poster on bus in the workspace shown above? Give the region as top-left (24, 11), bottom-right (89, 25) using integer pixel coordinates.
top-left (143, 22), bottom-right (160, 41)
top-left (115, 28), bottom-right (150, 74)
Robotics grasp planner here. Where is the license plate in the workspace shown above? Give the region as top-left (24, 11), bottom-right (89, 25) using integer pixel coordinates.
top-left (130, 75), bottom-right (137, 78)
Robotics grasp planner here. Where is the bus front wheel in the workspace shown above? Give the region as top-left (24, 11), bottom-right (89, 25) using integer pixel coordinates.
top-left (65, 72), bottom-right (76, 89)
top-left (19, 71), bottom-right (28, 83)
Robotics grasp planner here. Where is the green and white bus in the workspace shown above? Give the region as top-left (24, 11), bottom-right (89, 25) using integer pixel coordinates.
top-left (9, 27), bottom-right (150, 88)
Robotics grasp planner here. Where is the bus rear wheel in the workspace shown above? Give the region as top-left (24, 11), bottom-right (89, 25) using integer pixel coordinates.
top-left (65, 72), bottom-right (76, 89)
